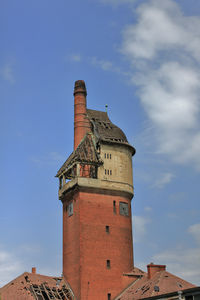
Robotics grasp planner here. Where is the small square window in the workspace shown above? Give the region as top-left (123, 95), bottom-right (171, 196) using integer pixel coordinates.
top-left (106, 225), bottom-right (110, 233)
top-left (68, 202), bottom-right (73, 217)
top-left (107, 260), bottom-right (110, 269)
top-left (119, 202), bottom-right (129, 216)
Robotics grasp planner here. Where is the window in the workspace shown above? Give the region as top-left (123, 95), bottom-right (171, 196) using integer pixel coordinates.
top-left (108, 293), bottom-right (111, 300)
top-left (68, 202), bottom-right (73, 217)
top-left (154, 286), bottom-right (159, 292)
top-left (113, 201), bottom-right (116, 214)
top-left (59, 176), bottom-right (62, 189)
top-left (106, 226), bottom-right (110, 233)
top-left (104, 153), bottom-right (112, 159)
top-left (119, 202), bottom-right (129, 216)
top-left (107, 260), bottom-right (110, 269)
top-left (105, 169), bottom-right (112, 175)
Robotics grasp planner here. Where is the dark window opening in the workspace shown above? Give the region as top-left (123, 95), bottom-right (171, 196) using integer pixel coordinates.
top-left (119, 202), bottom-right (129, 216)
top-left (105, 169), bottom-right (107, 175)
top-left (110, 170), bottom-right (112, 175)
top-left (106, 225), bottom-right (110, 233)
top-left (107, 170), bottom-right (109, 175)
top-left (107, 153), bottom-right (109, 159)
top-left (42, 291), bottom-right (49, 300)
top-left (89, 165), bottom-right (97, 179)
top-left (113, 201), bottom-right (116, 214)
top-left (107, 260), bottom-right (111, 269)
top-left (68, 202), bottom-right (73, 217)
top-left (110, 154), bottom-right (112, 159)
top-left (59, 176), bottom-right (62, 189)
top-left (105, 153), bottom-right (106, 159)
top-left (154, 286), bottom-right (159, 292)
top-left (108, 293), bottom-right (111, 300)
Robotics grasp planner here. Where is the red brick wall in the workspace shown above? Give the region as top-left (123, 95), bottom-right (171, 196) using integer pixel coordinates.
top-left (63, 189), bottom-right (134, 300)
top-left (63, 192), bottom-right (81, 299)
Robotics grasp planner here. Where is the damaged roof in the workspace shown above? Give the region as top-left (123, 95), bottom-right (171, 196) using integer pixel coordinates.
top-left (56, 133), bottom-right (102, 177)
top-left (87, 109), bottom-right (129, 144)
top-left (56, 109), bottom-right (135, 177)
top-left (0, 272), bottom-right (75, 300)
top-left (115, 270), bottom-right (196, 300)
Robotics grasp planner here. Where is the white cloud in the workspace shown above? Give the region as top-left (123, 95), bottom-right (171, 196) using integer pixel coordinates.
top-left (144, 206), bottom-right (152, 212)
top-left (66, 54), bottom-right (81, 62)
top-left (153, 172), bottom-right (174, 189)
top-left (122, 0), bottom-right (200, 61)
top-left (0, 63), bottom-right (15, 84)
top-left (90, 56), bottom-right (130, 76)
top-left (152, 223), bottom-right (200, 285)
top-left (90, 57), bottom-right (113, 71)
top-left (121, 0), bottom-right (200, 170)
top-left (0, 248), bottom-right (24, 287)
top-left (188, 223), bottom-right (200, 245)
top-left (70, 54), bottom-right (81, 62)
top-left (133, 215), bottom-right (151, 242)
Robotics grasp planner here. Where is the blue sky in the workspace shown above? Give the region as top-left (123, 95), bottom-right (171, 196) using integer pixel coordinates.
top-left (1, 0), bottom-right (200, 287)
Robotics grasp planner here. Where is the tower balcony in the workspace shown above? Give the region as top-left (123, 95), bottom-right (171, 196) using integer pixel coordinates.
top-left (58, 176), bottom-right (134, 200)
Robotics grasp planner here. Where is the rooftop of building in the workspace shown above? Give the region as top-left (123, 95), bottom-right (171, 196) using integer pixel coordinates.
top-left (115, 265), bottom-right (196, 300)
top-left (0, 269), bottom-right (75, 300)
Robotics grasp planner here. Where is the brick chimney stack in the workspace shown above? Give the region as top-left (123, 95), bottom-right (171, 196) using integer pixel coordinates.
top-left (147, 263), bottom-right (166, 279)
top-left (73, 80), bottom-right (91, 150)
top-left (31, 267), bottom-right (36, 274)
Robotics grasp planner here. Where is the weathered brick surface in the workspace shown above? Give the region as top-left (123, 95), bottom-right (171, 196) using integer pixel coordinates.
top-left (63, 189), bottom-right (134, 300)
top-left (74, 81), bottom-right (91, 150)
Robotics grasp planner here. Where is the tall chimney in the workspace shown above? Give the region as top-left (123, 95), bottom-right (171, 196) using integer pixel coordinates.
top-left (32, 267), bottom-right (36, 274)
top-left (73, 80), bottom-right (91, 150)
top-left (147, 263), bottom-right (166, 279)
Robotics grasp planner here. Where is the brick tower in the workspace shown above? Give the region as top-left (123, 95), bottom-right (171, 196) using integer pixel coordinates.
top-left (56, 80), bottom-right (136, 300)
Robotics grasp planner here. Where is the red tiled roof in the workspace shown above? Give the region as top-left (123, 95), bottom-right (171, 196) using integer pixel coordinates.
top-left (115, 270), bottom-right (196, 300)
top-left (123, 267), bottom-right (146, 277)
top-left (0, 272), bottom-right (75, 300)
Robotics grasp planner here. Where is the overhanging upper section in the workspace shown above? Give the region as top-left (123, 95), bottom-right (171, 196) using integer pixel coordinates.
top-left (56, 133), bottom-right (103, 178)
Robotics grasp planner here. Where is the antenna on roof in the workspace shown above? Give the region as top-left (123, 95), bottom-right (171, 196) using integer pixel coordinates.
top-left (105, 104), bottom-right (108, 113)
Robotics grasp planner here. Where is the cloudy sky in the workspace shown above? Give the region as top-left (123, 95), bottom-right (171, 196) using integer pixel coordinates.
top-left (1, 0), bottom-right (200, 287)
